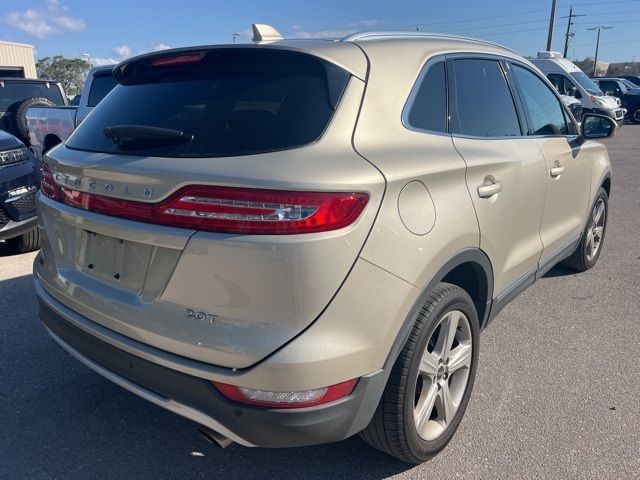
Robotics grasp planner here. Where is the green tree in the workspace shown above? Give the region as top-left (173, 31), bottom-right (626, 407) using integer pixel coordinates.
top-left (36, 56), bottom-right (90, 96)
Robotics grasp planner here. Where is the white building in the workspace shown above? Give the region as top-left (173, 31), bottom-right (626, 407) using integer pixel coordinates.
top-left (0, 41), bottom-right (37, 78)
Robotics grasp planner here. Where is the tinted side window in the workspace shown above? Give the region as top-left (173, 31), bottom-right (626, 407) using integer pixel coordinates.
top-left (448, 59), bottom-right (521, 137)
top-left (0, 83), bottom-right (65, 111)
top-left (407, 61), bottom-right (447, 133)
top-left (87, 73), bottom-right (117, 107)
top-left (599, 80), bottom-right (621, 96)
top-left (512, 65), bottom-right (568, 136)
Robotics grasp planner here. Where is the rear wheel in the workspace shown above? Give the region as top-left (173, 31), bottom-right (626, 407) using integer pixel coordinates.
top-left (6, 227), bottom-right (40, 254)
top-left (360, 283), bottom-right (479, 464)
top-left (632, 109), bottom-right (640, 125)
top-left (562, 187), bottom-right (608, 272)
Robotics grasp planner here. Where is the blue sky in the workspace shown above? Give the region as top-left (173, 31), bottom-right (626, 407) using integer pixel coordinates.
top-left (1, 0), bottom-right (639, 65)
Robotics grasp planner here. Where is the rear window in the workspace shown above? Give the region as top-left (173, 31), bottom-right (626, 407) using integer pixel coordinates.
top-left (0, 82), bottom-right (65, 111)
top-left (87, 72), bottom-right (117, 107)
top-left (67, 49), bottom-right (350, 158)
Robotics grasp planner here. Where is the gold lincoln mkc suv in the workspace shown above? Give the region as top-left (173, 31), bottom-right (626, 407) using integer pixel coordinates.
top-left (34, 25), bottom-right (614, 463)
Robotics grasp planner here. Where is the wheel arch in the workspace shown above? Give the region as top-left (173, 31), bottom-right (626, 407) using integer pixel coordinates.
top-left (43, 134), bottom-right (62, 154)
top-left (601, 174), bottom-right (611, 197)
top-left (383, 248), bottom-right (494, 371)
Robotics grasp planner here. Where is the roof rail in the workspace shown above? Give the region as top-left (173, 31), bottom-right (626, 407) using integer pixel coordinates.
top-left (340, 31), bottom-right (519, 55)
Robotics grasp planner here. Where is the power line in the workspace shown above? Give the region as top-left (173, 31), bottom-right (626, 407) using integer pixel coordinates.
top-left (558, 0), bottom-right (640, 6)
top-left (561, 6), bottom-right (586, 57)
top-left (426, 18), bottom-right (549, 34)
top-left (575, 18), bottom-right (640, 25)
top-left (577, 8), bottom-right (640, 15)
top-left (587, 25), bottom-right (613, 75)
top-left (409, 7), bottom-right (552, 27)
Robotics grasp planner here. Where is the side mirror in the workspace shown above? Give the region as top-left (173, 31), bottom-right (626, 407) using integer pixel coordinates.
top-left (568, 86), bottom-right (578, 97)
top-left (581, 113), bottom-right (617, 139)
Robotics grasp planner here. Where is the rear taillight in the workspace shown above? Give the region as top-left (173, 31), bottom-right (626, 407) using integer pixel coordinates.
top-left (42, 179), bottom-right (368, 235)
top-left (40, 163), bottom-right (63, 201)
top-left (212, 379), bottom-right (358, 409)
top-left (156, 187), bottom-right (368, 234)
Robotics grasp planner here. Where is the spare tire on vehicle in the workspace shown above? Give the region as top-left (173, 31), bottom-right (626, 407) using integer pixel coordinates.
top-left (12, 97), bottom-right (56, 145)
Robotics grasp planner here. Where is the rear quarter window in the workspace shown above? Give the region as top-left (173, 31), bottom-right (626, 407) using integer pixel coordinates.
top-left (67, 49), bottom-right (350, 158)
top-left (0, 82), bottom-right (65, 111)
top-left (406, 61), bottom-right (447, 133)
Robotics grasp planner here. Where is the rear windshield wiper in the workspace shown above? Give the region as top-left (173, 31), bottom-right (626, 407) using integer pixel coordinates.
top-left (103, 125), bottom-right (193, 150)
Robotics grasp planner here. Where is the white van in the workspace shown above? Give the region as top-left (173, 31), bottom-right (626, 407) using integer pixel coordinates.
top-left (531, 51), bottom-right (625, 126)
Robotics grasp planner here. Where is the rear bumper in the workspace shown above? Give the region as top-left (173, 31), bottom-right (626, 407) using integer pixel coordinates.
top-left (36, 276), bottom-right (388, 448)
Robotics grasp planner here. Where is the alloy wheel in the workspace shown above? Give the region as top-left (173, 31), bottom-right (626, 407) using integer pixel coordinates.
top-left (586, 198), bottom-right (606, 261)
top-left (413, 310), bottom-right (473, 441)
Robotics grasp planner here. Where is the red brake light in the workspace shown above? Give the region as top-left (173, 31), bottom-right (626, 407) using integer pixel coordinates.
top-left (44, 180), bottom-right (368, 235)
top-left (40, 163), bottom-right (63, 201)
top-left (212, 379), bottom-right (358, 409)
top-left (151, 53), bottom-right (203, 67)
top-left (157, 186), bottom-right (368, 234)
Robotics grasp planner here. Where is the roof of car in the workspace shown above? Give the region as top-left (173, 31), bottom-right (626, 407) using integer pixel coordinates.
top-left (114, 31), bottom-right (528, 83)
top-left (340, 31), bottom-right (519, 55)
top-left (0, 78), bottom-right (61, 84)
top-left (88, 65), bottom-right (116, 74)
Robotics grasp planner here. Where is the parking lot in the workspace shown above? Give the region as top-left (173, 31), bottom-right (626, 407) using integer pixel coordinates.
top-left (0, 125), bottom-right (638, 479)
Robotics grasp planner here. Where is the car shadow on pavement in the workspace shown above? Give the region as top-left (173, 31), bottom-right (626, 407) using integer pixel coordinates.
top-left (542, 264), bottom-right (577, 278)
top-left (0, 242), bottom-right (24, 257)
top-left (0, 273), bottom-right (415, 479)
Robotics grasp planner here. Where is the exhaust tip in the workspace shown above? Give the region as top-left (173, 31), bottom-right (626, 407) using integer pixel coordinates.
top-left (198, 427), bottom-right (233, 449)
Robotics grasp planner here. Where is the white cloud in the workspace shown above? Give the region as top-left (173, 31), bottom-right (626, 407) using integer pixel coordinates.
top-left (151, 42), bottom-right (171, 52)
top-left (358, 19), bottom-right (384, 27)
top-left (91, 57), bottom-right (118, 66)
top-left (293, 29), bottom-right (355, 39)
top-left (112, 45), bottom-right (131, 57)
top-left (4, 0), bottom-right (86, 38)
top-left (137, 42), bottom-right (172, 55)
top-left (347, 19), bottom-right (385, 27)
top-left (292, 24), bottom-right (303, 31)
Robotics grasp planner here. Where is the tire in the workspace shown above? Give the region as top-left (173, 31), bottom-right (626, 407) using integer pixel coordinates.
top-left (359, 282), bottom-right (480, 464)
top-left (6, 227), bottom-right (40, 254)
top-left (562, 187), bottom-right (608, 272)
top-left (631, 109), bottom-right (640, 125)
top-left (13, 97), bottom-right (56, 144)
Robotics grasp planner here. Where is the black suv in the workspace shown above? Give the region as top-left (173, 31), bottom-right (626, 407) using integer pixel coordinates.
top-left (0, 130), bottom-right (40, 253)
top-left (592, 77), bottom-right (640, 124)
top-left (620, 75), bottom-right (640, 87)
top-left (0, 78), bottom-right (67, 145)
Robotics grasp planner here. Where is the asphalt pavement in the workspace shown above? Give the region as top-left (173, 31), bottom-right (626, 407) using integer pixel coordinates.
top-left (1, 126), bottom-right (639, 479)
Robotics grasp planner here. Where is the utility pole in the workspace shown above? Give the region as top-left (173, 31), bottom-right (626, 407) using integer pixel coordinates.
top-left (546, 0), bottom-right (558, 51)
top-left (561, 6), bottom-right (585, 58)
top-left (587, 26), bottom-right (613, 76)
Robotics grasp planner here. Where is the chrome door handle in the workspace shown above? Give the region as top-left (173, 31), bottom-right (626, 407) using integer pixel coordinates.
top-left (477, 178), bottom-right (503, 198)
top-left (550, 164), bottom-right (565, 178)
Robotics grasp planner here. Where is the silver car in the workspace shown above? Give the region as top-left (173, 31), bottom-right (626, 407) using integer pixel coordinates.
top-left (35, 27), bottom-right (614, 463)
